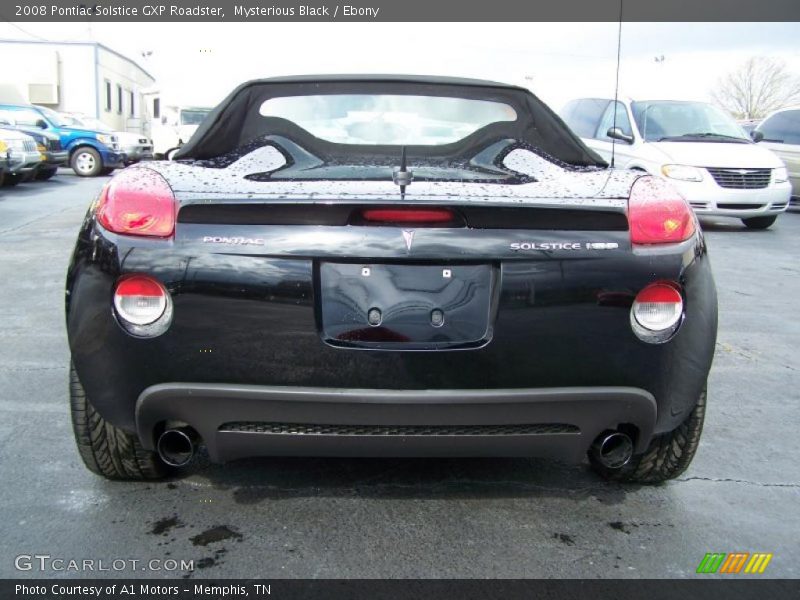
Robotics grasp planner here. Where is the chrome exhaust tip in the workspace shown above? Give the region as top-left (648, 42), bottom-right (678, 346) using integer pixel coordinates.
top-left (590, 431), bottom-right (634, 469)
top-left (157, 427), bottom-right (198, 467)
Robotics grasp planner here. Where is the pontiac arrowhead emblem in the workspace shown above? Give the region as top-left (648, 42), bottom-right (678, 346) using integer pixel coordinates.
top-left (401, 229), bottom-right (415, 252)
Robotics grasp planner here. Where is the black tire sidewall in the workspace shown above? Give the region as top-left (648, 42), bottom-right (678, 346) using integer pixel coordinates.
top-left (742, 215), bottom-right (777, 229)
top-left (69, 362), bottom-right (168, 480)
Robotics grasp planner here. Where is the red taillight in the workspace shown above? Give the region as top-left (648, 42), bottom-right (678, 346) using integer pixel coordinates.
top-left (361, 207), bottom-right (455, 224)
top-left (97, 168), bottom-right (176, 238)
top-left (628, 176), bottom-right (696, 245)
top-left (635, 282), bottom-right (682, 304)
top-left (115, 276), bottom-right (165, 298)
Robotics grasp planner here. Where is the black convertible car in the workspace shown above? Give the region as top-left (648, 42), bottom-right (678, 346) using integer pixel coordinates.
top-left (66, 75), bottom-right (717, 483)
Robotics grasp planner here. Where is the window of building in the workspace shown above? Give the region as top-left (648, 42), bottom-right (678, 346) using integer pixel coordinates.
top-left (117, 84), bottom-right (123, 114)
top-left (129, 91), bottom-right (135, 117)
top-left (153, 98), bottom-right (160, 119)
top-left (104, 80), bottom-right (112, 112)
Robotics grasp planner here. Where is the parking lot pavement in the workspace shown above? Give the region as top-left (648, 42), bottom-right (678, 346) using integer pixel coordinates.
top-left (0, 170), bottom-right (798, 579)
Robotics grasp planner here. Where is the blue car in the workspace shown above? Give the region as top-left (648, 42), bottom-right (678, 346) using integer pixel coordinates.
top-left (0, 104), bottom-right (125, 177)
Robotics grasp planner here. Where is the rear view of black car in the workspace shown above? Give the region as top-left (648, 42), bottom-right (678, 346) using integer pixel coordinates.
top-left (65, 76), bottom-right (717, 483)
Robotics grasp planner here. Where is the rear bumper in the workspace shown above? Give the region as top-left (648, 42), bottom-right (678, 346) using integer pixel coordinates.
top-left (136, 384), bottom-right (656, 462)
top-left (67, 224), bottom-right (717, 442)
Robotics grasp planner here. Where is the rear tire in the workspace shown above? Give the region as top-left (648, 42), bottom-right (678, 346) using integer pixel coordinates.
top-left (71, 147), bottom-right (103, 177)
top-left (742, 215), bottom-right (777, 229)
top-left (69, 363), bottom-right (168, 480)
top-left (35, 167), bottom-right (58, 181)
top-left (590, 387), bottom-right (706, 483)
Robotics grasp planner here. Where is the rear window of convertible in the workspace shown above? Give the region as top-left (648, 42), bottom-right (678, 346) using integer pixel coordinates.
top-left (258, 94), bottom-right (518, 145)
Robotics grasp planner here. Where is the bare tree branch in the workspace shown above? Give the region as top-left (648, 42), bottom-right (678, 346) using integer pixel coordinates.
top-left (711, 56), bottom-right (800, 119)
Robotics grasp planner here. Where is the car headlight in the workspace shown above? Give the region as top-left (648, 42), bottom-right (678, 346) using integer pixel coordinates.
top-left (95, 133), bottom-right (112, 145)
top-left (774, 166), bottom-right (789, 183)
top-left (661, 164), bottom-right (704, 182)
top-left (0, 140), bottom-right (7, 153)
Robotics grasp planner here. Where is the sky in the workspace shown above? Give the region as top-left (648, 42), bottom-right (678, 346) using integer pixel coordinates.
top-left (0, 21), bottom-right (798, 111)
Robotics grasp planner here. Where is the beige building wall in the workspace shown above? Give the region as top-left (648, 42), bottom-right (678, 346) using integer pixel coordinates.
top-left (0, 40), bottom-right (155, 134)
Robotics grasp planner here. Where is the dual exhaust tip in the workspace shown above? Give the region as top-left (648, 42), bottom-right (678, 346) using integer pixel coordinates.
top-left (156, 426), bottom-right (635, 470)
top-left (157, 426), bottom-right (199, 467)
top-left (590, 430), bottom-right (634, 469)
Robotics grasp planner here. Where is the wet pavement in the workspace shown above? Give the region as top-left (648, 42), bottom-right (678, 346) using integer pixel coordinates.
top-left (0, 170), bottom-right (798, 579)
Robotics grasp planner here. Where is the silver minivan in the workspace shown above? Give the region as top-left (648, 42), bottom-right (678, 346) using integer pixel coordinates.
top-left (753, 106), bottom-right (800, 206)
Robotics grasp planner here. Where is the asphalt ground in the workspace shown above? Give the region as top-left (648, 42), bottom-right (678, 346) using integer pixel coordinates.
top-left (0, 170), bottom-right (798, 579)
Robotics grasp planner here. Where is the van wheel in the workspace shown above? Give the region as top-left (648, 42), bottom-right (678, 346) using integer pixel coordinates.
top-left (70, 363), bottom-right (168, 480)
top-left (71, 147), bottom-right (103, 177)
top-left (742, 215), bottom-right (777, 229)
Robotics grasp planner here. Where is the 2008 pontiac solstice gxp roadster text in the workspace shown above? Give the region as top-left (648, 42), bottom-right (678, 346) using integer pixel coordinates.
top-left (65, 76), bottom-right (717, 483)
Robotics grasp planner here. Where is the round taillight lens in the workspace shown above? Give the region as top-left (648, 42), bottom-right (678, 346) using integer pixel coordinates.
top-left (630, 282), bottom-right (683, 343)
top-left (113, 275), bottom-right (172, 337)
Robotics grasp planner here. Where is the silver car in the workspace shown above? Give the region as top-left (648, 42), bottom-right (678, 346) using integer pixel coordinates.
top-left (753, 107), bottom-right (800, 206)
top-left (0, 127), bottom-right (43, 185)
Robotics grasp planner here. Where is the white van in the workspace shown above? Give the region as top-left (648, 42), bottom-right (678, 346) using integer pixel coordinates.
top-left (142, 92), bottom-right (211, 159)
top-left (560, 98), bottom-right (792, 229)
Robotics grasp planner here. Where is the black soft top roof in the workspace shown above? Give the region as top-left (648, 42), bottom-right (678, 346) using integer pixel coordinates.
top-left (175, 75), bottom-right (605, 167)
top-left (217, 74), bottom-right (529, 89)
